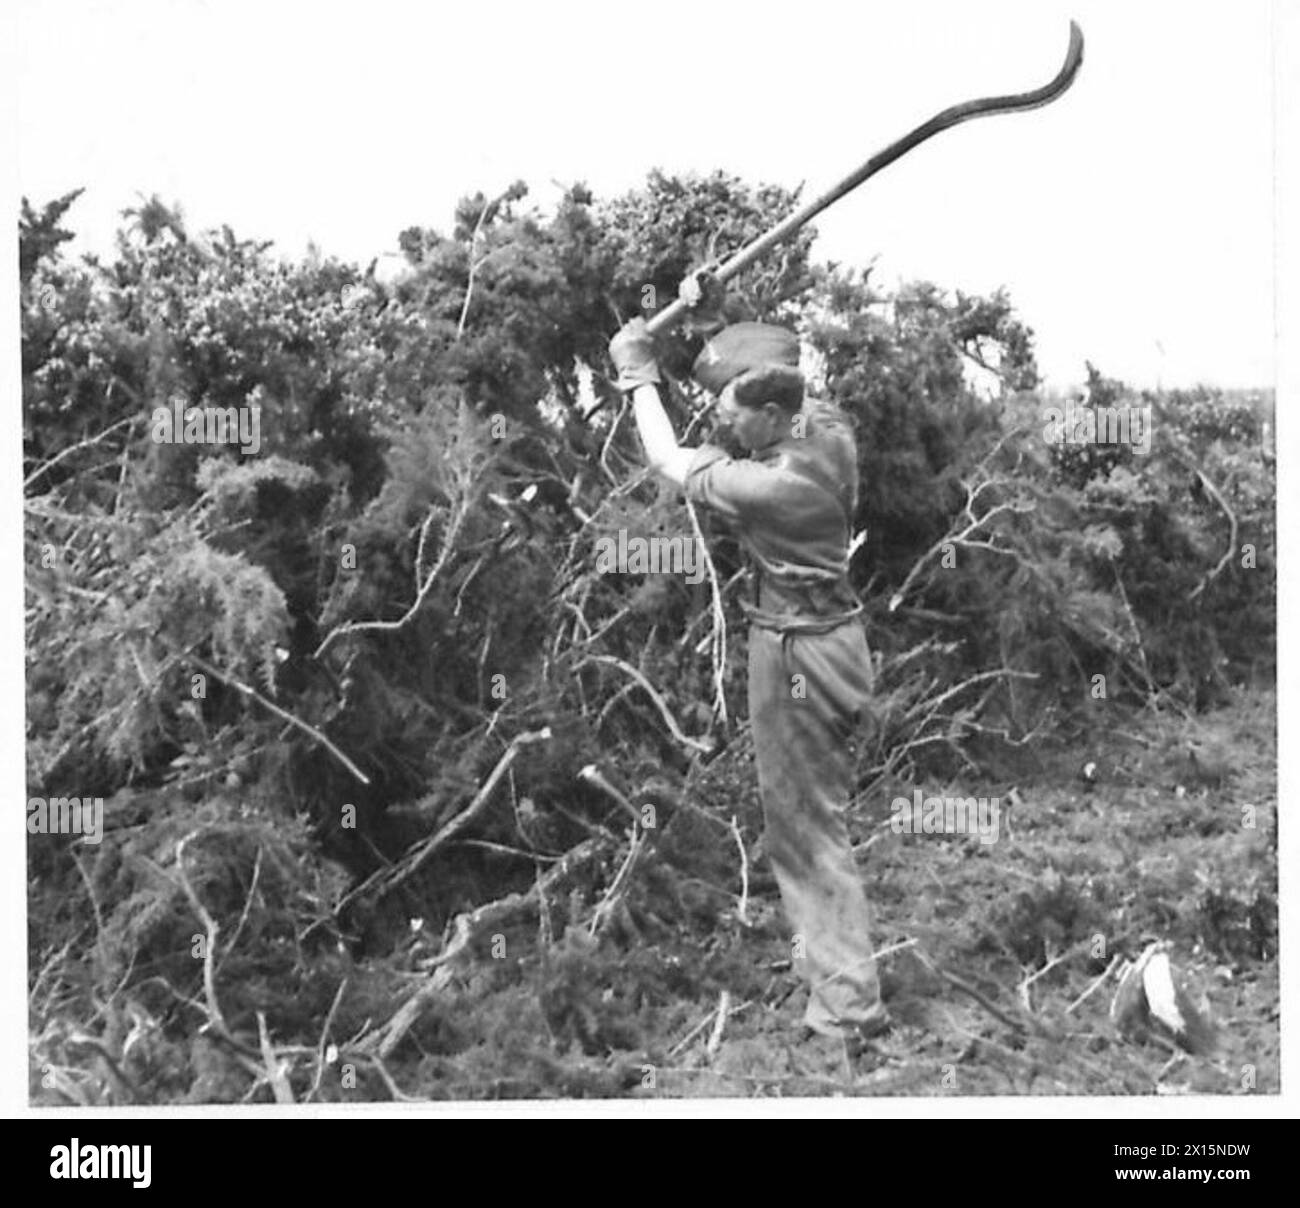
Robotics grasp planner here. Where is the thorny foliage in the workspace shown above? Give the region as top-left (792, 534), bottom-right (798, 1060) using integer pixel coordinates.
top-left (23, 180), bottom-right (1275, 1101)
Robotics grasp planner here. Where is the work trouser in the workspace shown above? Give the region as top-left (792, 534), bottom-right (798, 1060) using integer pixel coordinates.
top-left (747, 616), bottom-right (885, 1037)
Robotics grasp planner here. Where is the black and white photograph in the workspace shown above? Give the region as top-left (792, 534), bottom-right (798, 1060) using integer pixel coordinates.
top-left (7, 0), bottom-right (1293, 1131)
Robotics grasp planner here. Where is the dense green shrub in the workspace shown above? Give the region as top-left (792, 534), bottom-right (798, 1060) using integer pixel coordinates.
top-left (23, 178), bottom-right (1274, 1101)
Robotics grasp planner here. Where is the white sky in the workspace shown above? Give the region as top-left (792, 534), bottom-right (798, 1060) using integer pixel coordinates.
top-left (10, 0), bottom-right (1281, 390)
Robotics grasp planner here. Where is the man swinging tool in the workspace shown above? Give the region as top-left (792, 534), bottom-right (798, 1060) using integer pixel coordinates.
top-left (600, 23), bottom-right (1084, 1055)
top-left (609, 304), bottom-right (890, 1046)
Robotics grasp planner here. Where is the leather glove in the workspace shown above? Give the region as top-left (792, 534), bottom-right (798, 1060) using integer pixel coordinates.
top-left (677, 268), bottom-right (720, 309)
top-left (677, 267), bottom-right (727, 338)
top-left (608, 317), bottom-right (661, 392)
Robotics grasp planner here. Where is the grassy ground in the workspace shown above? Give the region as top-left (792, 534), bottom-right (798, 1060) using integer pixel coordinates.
top-left (28, 689), bottom-right (1277, 1103)
top-left (379, 686), bottom-right (1277, 1100)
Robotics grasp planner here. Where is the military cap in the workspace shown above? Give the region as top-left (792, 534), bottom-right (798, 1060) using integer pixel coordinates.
top-left (691, 322), bottom-right (800, 394)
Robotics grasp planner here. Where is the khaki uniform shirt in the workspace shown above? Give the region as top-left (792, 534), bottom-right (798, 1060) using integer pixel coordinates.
top-left (684, 398), bottom-right (861, 625)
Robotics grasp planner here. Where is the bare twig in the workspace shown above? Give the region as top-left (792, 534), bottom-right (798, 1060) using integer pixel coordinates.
top-left (1065, 953), bottom-right (1122, 1014)
top-left (679, 567), bottom-right (745, 649)
top-left (452, 552), bottom-right (487, 617)
top-left (1018, 943), bottom-right (1077, 1012)
top-left (595, 681), bottom-right (637, 732)
top-left (452, 838), bottom-right (561, 862)
top-left (191, 655), bottom-right (370, 785)
top-left (1185, 467), bottom-right (1239, 600)
top-left (317, 404), bottom-right (499, 660)
top-left (1109, 557), bottom-right (1156, 697)
top-left (24, 416), bottom-right (137, 492)
top-left (728, 816), bottom-right (750, 926)
top-left (174, 832), bottom-right (228, 1038)
top-left (257, 1012), bottom-right (295, 1104)
top-left (457, 188), bottom-right (512, 338)
top-left (577, 764), bottom-right (642, 823)
top-left (579, 603), bottom-right (635, 650)
top-left (364, 1054), bottom-right (423, 1103)
top-left (1156, 1051), bottom-right (1187, 1084)
top-left (582, 654), bottom-right (714, 754)
top-left (888, 466), bottom-right (1035, 613)
top-left (362, 837), bottom-right (602, 1059)
top-left (70, 854), bottom-right (109, 975)
top-left (945, 1014), bottom-right (1039, 1077)
top-left (334, 728), bottom-right (552, 915)
top-left (669, 998), bottom-right (754, 1059)
top-left (938, 965), bottom-right (1033, 1035)
top-left (536, 863), bottom-right (553, 949)
top-left (314, 494), bottom-right (470, 659)
top-left (706, 990), bottom-right (731, 1059)
top-left (915, 946), bottom-right (1051, 1038)
top-left (215, 845), bottom-right (262, 976)
top-left (587, 825), bottom-right (646, 937)
top-left (62, 1034), bottom-right (140, 1104)
top-left (599, 398), bottom-right (630, 485)
top-left (686, 496), bottom-right (728, 724)
top-left (308, 977), bottom-right (349, 1102)
top-left (872, 937), bottom-right (919, 961)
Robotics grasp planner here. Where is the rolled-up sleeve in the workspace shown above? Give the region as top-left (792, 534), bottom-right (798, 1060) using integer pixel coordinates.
top-left (684, 445), bottom-right (776, 528)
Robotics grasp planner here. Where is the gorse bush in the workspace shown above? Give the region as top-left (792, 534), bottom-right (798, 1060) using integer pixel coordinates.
top-left (23, 177), bottom-right (1274, 1101)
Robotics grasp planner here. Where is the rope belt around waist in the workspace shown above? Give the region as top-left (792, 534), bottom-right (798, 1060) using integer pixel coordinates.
top-left (741, 600), bottom-right (864, 637)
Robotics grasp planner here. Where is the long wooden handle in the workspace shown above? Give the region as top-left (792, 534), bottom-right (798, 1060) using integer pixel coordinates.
top-left (643, 20), bottom-right (1085, 338)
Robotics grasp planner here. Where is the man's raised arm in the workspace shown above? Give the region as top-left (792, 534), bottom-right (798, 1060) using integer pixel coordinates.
top-left (608, 318), bottom-right (696, 488)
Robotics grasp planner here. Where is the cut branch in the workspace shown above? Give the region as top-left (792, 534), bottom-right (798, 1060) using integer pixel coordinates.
top-left (315, 492), bottom-right (470, 659)
top-left (1186, 467), bottom-right (1239, 600)
top-left (587, 825), bottom-right (647, 938)
top-left (578, 764), bottom-right (642, 823)
top-left (332, 728), bottom-right (552, 915)
top-left (257, 1012), bottom-right (295, 1104)
top-left (457, 188), bottom-right (515, 338)
top-left (1066, 953), bottom-right (1123, 1014)
top-left (174, 832), bottom-right (229, 1040)
top-left (706, 990), bottom-right (731, 1058)
top-left (582, 655), bottom-right (714, 754)
top-left (25, 416), bottom-right (137, 492)
top-left (361, 836), bottom-right (602, 1059)
top-left (191, 655), bottom-right (370, 785)
top-left (914, 945), bottom-right (1054, 1038)
top-left (888, 478), bottom-right (1035, 613)
top-left (728, 815), bottom-right (750, 927)
top-left (687, 497), bottom-right (729, 724)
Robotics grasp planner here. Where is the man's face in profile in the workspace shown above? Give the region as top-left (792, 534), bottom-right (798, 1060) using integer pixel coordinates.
top-left (716, 383), bottom-right (784, 453)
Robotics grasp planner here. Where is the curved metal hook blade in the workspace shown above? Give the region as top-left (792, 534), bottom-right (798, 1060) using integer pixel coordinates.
top-left (942, 18), bottom-right (1086, 120)
top-left (636, 21), bottom-right (1088, 343)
